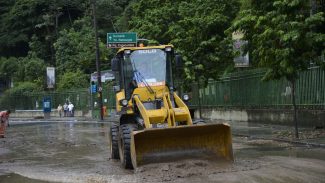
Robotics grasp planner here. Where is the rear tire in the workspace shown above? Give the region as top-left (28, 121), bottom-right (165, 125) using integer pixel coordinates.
top-left (110, 124), bottom-right (120, 159)
top-left (118, 123), bottom-right (137, 169)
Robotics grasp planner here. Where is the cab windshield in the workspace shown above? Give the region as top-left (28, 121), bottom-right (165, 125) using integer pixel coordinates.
top-left (130, 49), bottom-right (166, 87)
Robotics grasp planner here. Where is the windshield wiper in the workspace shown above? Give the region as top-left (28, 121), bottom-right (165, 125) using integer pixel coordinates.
top-left (131, 60), bottom-right (155, 94)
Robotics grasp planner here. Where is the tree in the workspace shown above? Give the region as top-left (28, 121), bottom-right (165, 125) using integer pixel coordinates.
top-left (24, 57), bottom-right (46, 83)
top-left (54, 16), bottom-right (111, 75)
top-left (0, 57), bottom-right (18, 81)
top-left (0, 0), bottom-right (87, 58)
top-left (11, 55), bottom-right (46, 89)
top-left (56, 70), bottom-right (89, 91)
top-left (4, 81), bottom-right (42, 94)
top-left (169, 0), bottom-right (239, 83)
top-left (231, 0), bottom-right (325, 138)
top-left (127, 0), bottom-right (240, 83)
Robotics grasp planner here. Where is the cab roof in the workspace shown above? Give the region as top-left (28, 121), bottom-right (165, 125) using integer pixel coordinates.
top-left (117, 45), bottom-right (174, 54)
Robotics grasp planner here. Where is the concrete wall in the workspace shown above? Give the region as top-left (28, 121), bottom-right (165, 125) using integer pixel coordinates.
top-left (195, 108), bottom-right (325, 127)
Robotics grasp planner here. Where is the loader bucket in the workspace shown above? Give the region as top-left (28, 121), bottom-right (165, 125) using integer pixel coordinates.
top-left (130, 123), bottom-right (233, 168)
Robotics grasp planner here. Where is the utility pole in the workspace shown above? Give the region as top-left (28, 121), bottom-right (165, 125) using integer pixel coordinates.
top-left (197, 80), bottom-right (202, 119)
top-left (92, 0), bottom-right (103, 120)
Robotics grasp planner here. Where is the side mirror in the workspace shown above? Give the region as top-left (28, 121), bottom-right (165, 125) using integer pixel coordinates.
top-left (113, 85), bottom-right (120, 92)
top-left (175, 54), bottom-right (183, 68)
top-left (111, 58), bottom-right (119, 71)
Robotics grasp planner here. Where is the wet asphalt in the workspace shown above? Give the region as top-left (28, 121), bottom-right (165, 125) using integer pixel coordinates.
top-left (0, 118), bottom-right (325, 183)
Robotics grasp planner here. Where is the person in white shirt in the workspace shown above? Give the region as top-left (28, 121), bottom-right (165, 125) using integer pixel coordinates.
top-left (68, 102), bottom-right (74, 117)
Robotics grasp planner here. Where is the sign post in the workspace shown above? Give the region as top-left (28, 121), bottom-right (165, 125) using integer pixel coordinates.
top-left (43, 97), bottom-right (51, 119)
top-left (107, 32), bottom-right (137, 48)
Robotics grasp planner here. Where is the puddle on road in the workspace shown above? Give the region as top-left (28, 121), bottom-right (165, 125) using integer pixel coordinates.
top-left (1, 121), bottom-right (325, 183)
top-left (1, 122), bottom-right (114, 170)
top-left (0, 173), bottom-right (54, 183)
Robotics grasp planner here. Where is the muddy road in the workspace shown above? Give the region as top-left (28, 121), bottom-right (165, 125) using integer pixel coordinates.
top-left (0, 120), bottom-right (325, 183)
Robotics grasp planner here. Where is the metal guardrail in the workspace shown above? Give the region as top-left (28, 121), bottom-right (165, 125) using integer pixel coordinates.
top-left (180, 67), bottom-right (325, 109)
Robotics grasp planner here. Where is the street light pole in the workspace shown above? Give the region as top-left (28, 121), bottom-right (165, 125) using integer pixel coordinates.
top-left (92, 0), bottom-right (103, 120)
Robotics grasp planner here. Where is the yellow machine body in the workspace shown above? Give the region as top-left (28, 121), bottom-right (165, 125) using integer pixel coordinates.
top-left (113, 45), bottom-right (233, 168)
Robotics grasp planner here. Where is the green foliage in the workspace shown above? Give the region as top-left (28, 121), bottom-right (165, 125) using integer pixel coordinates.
top-left (28, 35), bottom-right (47, 59)
top-left (239, 0), bottom-right (251, 11)
top-left (0, 81), bottom-right (42, 110)
top-left (231, 0), bottom-right (325, 81)
top-left (127, 0), bottom-right (240, 83)
top-left (0, 0), bottom-right (87, 58)
top-left (0, 0), bottom-right (39, 56)
top-left (0, 56), bottom-right (44, 92)
top-left (0, 57), bottom-right (18, 80)
top-left (1, 0), bottom-right (125, 93)
top-left (0, 0), bottom-right (128, 93)
top-left (54, 16), bottom-right (111, 75)
top-left (5, 81), bottom-right (42, 95)
top-left (13, 56), bottom-right (46, 87)
top-left (56, 70), bottom-right (88, 91)
top-left (24, 58), bottom-right (46, 82)
top-left (96, 0), bottom-right (132, 33)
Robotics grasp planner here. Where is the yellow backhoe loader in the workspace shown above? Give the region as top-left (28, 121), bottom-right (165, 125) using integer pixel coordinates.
top-left (109, 45), bottom-right (233, 169)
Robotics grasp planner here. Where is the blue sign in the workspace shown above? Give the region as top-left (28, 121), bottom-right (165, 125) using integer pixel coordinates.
top-left (91, 85), bottom-right (97, 93)
top-left (43, 97), bottom-right (51, 112)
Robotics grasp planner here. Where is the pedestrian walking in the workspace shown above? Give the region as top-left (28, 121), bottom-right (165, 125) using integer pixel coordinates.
top-left (63, 103), bottom-right (68, 117)
top-left (57, 104), bottom-right (63, 118)
top-left (0, 110), bottom-right (10, 138)
top-left (68, 102), bottom-right (74, 117)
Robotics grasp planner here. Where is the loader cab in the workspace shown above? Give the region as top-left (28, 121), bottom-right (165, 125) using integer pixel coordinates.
top-left (111, 46), bottom-right (177, 100)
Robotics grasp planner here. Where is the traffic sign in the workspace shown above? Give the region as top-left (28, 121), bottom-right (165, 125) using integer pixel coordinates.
top-left (91, 85), bottom-right (97, 93)
top-left (91, 70), bottom-right (115, 82)
top-left (43, 97), bottom-right (52, 112)
top-left (107, 32), bottom-right (137, 48)
top-left (107, 43), bottom-right (137, 48)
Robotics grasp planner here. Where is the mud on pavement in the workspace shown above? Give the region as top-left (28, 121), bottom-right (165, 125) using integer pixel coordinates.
top-left (0, 121), bottom-right (325, 183)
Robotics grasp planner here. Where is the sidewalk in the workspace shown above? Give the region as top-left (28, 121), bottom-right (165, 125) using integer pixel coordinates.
top-left (8, 115), bottom-right (119, 125)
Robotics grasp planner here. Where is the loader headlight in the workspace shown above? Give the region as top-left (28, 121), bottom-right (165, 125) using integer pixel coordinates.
top-left (165, 46), bottom-right (172, 52)
top-left (120, 99), bottom-right (128, 107)
top-left (124, 49), bottom-right (131, 55)
top-left (182, 94), bottom-right (190, 101)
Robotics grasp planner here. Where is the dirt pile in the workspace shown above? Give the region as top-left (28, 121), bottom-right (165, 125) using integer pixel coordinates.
top-left (133, 159), bottom-right (261, 182)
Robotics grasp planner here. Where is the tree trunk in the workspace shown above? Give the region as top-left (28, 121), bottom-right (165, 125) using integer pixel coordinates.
top-left (290, 79), bottom-right (299, 139)
top-left (45, 25), bottom-right (55, 66)
top-left (55, 14), bottom-right (59, 37)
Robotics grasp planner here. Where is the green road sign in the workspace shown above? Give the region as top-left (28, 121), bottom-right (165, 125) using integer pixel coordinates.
top-left (107, 32), bottom-right (137, 48)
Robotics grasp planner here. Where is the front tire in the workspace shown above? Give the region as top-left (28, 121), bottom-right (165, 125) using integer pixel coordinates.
top-left (118, 124), bottom-right (137, 169)
top-left (193, 118), bottom-right (205, 125)
top-left (110, 124), bottom-right (120, 159)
